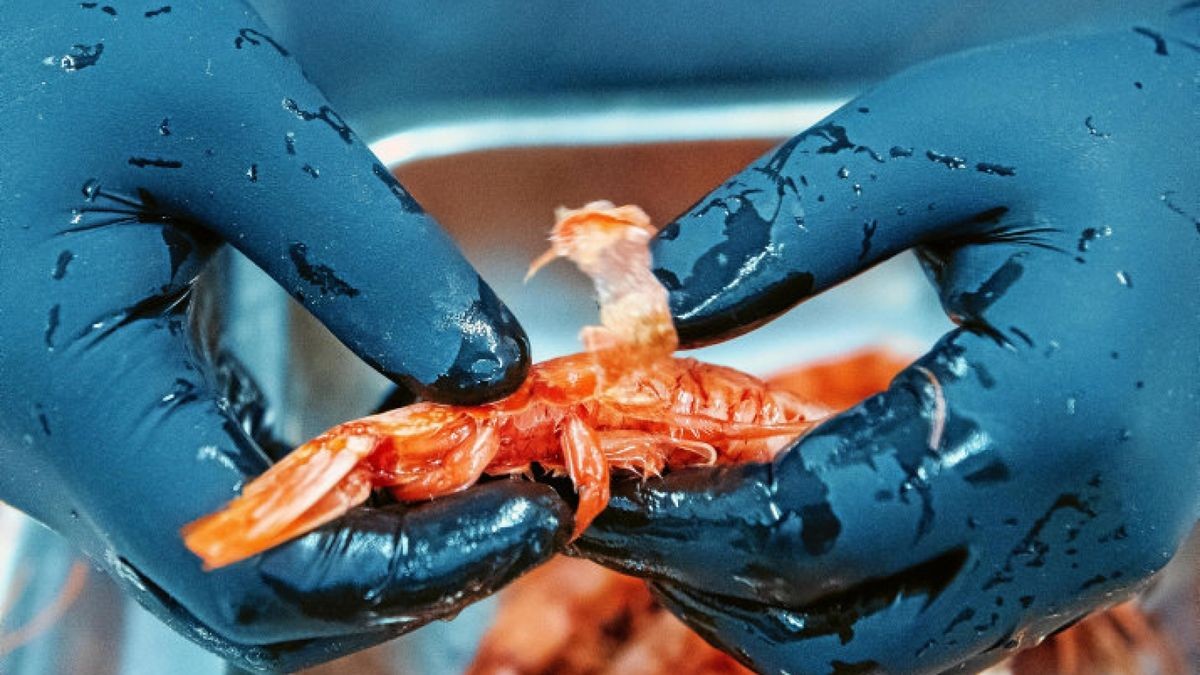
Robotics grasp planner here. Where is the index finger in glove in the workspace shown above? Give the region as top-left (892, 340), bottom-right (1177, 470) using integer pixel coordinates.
top-left (12, 3), bottom-right (527, 404)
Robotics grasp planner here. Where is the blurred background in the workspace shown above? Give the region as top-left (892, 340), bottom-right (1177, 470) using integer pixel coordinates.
top-left (1, 2), bottom-right (1188, 673)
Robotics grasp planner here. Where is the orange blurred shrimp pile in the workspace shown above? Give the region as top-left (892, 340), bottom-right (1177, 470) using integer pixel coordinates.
top-left (466, 556), bottom-right (751, 675)
top-left (183, 202), bottom-right (826, 569)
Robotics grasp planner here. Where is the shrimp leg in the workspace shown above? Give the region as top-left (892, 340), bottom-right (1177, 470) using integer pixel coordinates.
top-left (561, 415), bottom-right (610, 539)
top-left (598, 430), bottom-right (717, 476)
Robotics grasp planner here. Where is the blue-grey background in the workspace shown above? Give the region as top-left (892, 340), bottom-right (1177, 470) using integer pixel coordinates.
top-left (249, 1), bottom-right (1170, 138)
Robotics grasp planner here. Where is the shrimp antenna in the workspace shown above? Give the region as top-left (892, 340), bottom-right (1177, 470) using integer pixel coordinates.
top-left (525, 246), bottom-right (559, 283)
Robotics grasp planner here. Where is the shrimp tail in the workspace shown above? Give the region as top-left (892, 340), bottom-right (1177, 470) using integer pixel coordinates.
top-left (182, 433), bottom-right (378, 570)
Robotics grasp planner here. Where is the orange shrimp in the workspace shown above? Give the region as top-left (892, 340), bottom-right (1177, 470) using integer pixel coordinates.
top-left (466, 556), bottom-right (751, 675)
top-left (765, 347), bottom-right (914, 412)
top-left (184, 202), bottom-right (826, 569)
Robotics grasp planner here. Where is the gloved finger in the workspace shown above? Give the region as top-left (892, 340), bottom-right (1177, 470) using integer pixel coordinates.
top-left (651, 64), bottom-right (1036, 346)
top-left (40, 4), bottom-right (527, 403)
top-left (650, 581), bottom-right (778, 669)
top-left (648, 579), bottom-right (907, 674)
top-left (575, 330), bottom-right (1049, 607)
top-left (184, 105), bottom-right (529, 404)
top-left (178, 481), bottom-right (572, 671)
top-left (257, 480), bottom-right (571, 627)
top-left (41, 319), bottom-right (568, 652)
top-left (648, 581), bottom-right (857, 673)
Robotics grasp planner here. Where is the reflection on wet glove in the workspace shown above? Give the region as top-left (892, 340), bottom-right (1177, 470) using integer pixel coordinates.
top-left (0, 3), bottom-right (569, 672)
top-left (575, 18), bottom-right (1199, 675)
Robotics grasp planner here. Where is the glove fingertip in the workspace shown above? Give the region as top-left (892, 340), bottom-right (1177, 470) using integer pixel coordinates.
top-left (421, 327), bottom-right (529, 405)
top-left (409, 281), bottom-right (531, 405)
top-left (651, 212), bottom-right (818, 348)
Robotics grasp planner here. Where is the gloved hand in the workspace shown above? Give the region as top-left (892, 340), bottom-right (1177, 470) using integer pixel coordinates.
top-left (0, 3), bottom-right (569, 671)
top-left (575, 18), bottom-right (1200, 675)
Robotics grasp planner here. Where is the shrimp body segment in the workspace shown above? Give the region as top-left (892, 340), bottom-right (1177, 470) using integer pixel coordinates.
top-left (184, 203), bottom-right (824, 569)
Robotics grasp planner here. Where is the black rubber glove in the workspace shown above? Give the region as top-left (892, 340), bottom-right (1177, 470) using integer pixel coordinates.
top-left (575, 17), bottom-right (1200, 675)
top-left (0, 3), bottom-right (569, 671)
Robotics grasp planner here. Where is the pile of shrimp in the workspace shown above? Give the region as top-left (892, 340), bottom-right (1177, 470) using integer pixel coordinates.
top-left (466, 556), bottom-right (749, 675)
top-left (183, 202), bottom-right (826, 569)
top-left (467, 349), bottom-right (1185, 675)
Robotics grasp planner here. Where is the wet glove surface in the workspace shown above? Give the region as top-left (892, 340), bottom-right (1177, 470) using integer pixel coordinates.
top-left (575, 17), bottom-right (1200, 675)
top-left (0, 3), bottom-right (569, 671)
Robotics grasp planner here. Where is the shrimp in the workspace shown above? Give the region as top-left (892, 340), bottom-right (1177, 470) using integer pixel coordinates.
top-left (466, 556), bottom-right (750, 675)
top-left (183, 202), bottom-right (826, 569)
